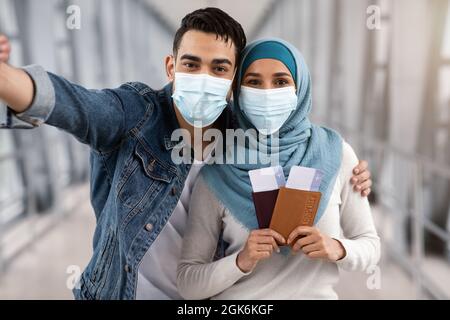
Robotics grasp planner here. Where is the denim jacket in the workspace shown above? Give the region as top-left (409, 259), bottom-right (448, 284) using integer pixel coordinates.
top-left (0, 65), bottom-right (230, 299)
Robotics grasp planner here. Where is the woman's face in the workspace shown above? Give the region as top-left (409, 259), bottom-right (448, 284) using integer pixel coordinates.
top-left (241, 58), bottom-right (295, 90)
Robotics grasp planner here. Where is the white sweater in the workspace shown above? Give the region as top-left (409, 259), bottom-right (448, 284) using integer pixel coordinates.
top-left (177, 142), bottom-right (380, 300)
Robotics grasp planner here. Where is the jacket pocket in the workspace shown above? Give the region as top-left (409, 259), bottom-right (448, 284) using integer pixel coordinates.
top-left (116, 141), bottom-right (175, 209)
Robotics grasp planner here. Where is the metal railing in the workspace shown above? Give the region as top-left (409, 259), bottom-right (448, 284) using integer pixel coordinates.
top-left (326, 119), bottom-right (450, 299)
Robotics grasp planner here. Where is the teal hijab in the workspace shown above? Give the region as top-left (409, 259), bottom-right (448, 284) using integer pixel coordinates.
top-left (201, 38), bottom-right (343, 231)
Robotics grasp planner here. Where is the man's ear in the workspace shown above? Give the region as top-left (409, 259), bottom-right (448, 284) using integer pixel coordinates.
top-left (165, 55), bottom-right (175, 82)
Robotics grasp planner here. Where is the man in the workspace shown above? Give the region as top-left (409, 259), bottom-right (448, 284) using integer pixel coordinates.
top-left (0, 8), bottom-right (372, 299)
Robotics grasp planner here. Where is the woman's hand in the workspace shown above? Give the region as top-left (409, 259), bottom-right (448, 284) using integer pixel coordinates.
top-left (237, 229), bottom-right (286, 273)
top-left (287, 226), bottom-right (346, 262)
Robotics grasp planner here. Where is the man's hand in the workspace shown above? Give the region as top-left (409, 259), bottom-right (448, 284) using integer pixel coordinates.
top-left (287, 226), bottom-right (346, 262)
top-left (237, 229), bottom-right (285, 273)
top-left (0, 34), bottom-right (11, 63)
top-left (351, 160), bottom-right (372, 197)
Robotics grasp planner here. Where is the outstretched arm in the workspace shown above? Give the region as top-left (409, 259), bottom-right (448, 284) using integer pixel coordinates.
top-left (0, 35), bottom-right (34, 112)
top-left (0, 34), bottom-right (146, 152)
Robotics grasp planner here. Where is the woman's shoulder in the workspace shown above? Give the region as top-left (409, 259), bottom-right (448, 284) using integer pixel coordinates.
top-left (193, 169), bottom-right (225, 207)
top-left (193, 170), bottom-right (214, 197)
top-left (337, 140), bottom-right (360, 184)
top-left (189, 170), bottom-right (226, 220)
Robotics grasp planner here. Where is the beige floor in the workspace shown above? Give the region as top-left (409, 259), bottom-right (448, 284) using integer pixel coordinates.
top-left (0, 188), bottom-right (95, 300)
top-left (0, 186), bottom-right (431, 300)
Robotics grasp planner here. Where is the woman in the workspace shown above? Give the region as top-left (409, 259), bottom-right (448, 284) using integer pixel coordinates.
top-left (177, 38), bottom-right (380, 300)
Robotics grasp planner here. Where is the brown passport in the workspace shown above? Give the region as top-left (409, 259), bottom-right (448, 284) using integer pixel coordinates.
top-left (251, 189), bottom-right (279, 229)
top-left (269, 187), bottom-right (321, 241)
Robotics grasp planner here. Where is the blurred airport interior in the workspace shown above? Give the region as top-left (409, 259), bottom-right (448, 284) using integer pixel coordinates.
top-left (0, 0), bottom-right (450, 299)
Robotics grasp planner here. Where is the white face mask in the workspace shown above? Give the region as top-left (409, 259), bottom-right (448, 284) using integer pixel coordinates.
top-left (239, 86), bottom-right (298, 135)
top-left (172, 72), bottom-right (232, 128)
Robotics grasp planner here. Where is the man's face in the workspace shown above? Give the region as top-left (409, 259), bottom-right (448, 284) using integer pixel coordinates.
top-left (166, 30), bottom-right (237, 82)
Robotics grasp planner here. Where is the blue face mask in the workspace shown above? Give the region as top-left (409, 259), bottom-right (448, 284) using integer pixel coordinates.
top-left (239, 86), bottom-right (298, 135)
top-left (172, 72), bottom-right (232, 128)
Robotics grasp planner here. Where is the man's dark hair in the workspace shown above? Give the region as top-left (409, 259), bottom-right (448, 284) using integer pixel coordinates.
top-left (173, 7), bottom-right (247, 65)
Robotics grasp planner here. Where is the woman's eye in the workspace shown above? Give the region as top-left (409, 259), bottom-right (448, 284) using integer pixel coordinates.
top-left (275, 79), bottom-right (289, 86)
top-left (247, 79), bottom-right (261, 86)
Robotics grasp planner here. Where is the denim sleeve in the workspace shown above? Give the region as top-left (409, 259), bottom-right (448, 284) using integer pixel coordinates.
top-left (0, 65), bottom-right (55, 129)
top-left (1, 65), bottom-right (148, 152)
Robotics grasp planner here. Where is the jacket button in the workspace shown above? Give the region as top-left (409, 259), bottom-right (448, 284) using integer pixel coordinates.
top-left (145, 223), bottom-right (153, 232)
top-left (124, 264), bottom-right (131, 273)
top-left (171, 187), bottom-right (177, 196)
top-left (147, 159), bottom-right (156, 172)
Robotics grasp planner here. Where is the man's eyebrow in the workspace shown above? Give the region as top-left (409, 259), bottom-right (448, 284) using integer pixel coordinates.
top-left (244, 72), bottom-right (262, 78)
top-left (212, 58), bottom-right (233, 66)
top-left (273, 72), bottom-right (292, 77)
top-left (179, 54), bottom-right (201, 62)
